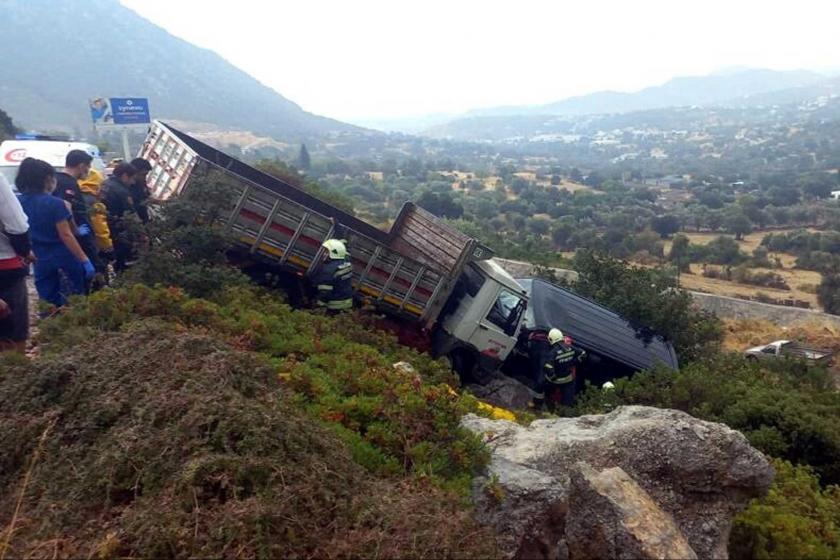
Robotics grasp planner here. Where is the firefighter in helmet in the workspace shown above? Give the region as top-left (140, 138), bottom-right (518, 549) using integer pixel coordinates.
top-left (311, 238), bottom-right (353, 314)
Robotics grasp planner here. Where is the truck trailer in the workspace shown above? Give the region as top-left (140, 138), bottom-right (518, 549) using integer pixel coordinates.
top-left (140, 121), bottom-right (528, 379)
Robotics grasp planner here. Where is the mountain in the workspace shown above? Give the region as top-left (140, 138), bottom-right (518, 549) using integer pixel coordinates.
top-left (427, 69), bottom-right (832, 140)
top-left (0, 0), bottom-right (360, 139)
top-left (463, 69), bottom-right (824, 119)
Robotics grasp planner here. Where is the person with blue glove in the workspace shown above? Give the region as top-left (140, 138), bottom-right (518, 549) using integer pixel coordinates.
top-left (55, 150), bottom-right (103, 287)
top-left (16, 158), bottom-right (94, 308)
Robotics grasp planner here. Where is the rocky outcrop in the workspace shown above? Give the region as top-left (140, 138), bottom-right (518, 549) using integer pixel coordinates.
top-left (567, 463), bottom-right (697, 560)
top-left (465, 371), bottom-right (536, 410)
top-left (463, 406), bottom-right (774, 560)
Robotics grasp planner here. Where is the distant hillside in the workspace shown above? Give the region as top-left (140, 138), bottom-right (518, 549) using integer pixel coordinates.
top-left (0, 0), bottom-right (359, 140)
top-left (428, 70), bottom-right (834, 140)
top-left (464, 69), bottom-right (824, 119)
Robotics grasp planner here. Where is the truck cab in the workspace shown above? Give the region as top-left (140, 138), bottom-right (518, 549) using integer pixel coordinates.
top-left (436, 260), bottom-right (528, 379)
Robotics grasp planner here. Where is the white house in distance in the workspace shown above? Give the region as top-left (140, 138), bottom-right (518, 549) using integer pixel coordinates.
top-left (831, 190), bottom-right (840, 200)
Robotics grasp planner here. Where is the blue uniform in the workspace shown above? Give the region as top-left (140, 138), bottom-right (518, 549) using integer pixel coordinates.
top-left (18, 193), bottom-right (85, 307)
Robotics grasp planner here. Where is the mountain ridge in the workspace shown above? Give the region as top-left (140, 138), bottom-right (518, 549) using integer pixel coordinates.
top-left (0, 0), bottom-right (361, 139)
top-left (463, 68), bottom-right (824, 119)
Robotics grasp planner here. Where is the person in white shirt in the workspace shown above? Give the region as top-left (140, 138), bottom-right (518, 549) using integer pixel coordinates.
top-left (0, 172), bottom-right (33, 352)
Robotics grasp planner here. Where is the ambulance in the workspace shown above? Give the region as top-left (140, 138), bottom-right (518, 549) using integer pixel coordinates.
top-left (0, 136), bottom-right (106, 190)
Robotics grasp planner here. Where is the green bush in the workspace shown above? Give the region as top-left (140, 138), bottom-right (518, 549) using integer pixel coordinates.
top-left (0, 321), bottom-right (497, 558)
top-left (731, 460), bottom-right (840, 559)
top-left (119, 172), bottom-right (250, 299)
top-left (39, 284), bottom-right (487, 491)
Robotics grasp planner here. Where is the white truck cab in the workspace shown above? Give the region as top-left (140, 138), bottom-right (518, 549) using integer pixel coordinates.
top-left (437, 259), bottom-right (528, 378)
top-left (0, 139), bottom-right (106, 189)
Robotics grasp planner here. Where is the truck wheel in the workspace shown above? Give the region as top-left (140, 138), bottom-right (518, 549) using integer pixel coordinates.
top-left (746, 355), bottom-right (758, 363)
top-left (448, 350), bottom-right (481, 384)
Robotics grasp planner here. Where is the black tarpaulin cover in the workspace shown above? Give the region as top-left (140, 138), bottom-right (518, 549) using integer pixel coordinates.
top-left (519, 278), bottom-right (678, 371)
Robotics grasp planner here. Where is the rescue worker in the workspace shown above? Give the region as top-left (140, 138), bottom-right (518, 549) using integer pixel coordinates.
top-left (100, 162), bottom-right (137, 272)
top-left (54, 149), bottom-right (100, 289)
top-left (535, 328), bottom-right (587, 408)
top-left (78, 169), bottom-right (113, 258)
top-left (310, 238), bottom-right (353, 314)
top-left (129, 158), bottom-right (153, 223)
top-left (528, 328), bottom-right (552, 393)
top-left (78, 169), bottom-right (114, 287)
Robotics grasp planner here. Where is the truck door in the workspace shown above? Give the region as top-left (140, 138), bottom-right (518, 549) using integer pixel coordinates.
top-left (469, 286), bottom-right (526, 366)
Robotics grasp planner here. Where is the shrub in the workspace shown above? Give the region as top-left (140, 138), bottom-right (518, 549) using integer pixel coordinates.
top-left (38, 284), bottom-right (487, 491)
top-left (0, 323), bottom-right (497, 558)
top-left (731, 460), bottom-right (840, 560)
top-left (119, 172), bottom-right (249, 299)
top-left (702, 265), bottom-right (790, 290)
top-left (818, 274), bottom-right (840, 315)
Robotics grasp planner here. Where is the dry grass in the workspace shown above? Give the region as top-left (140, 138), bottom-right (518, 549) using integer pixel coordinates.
top-left (679, 264), bottom-right (822, 308)
top-left (556, 180), bottom-right (596, 193)
top-left (664, 229), bottom-right (817, 255)
top-left (723, 318), bottom-right (840, 384)
top-left (660, 229), bottom-right (824, 309)
top-left (722, 318), bottom-right (840, 352)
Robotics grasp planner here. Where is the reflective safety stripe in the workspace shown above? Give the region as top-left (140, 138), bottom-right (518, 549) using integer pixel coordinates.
top-left (555, 351), bottom-right (575, 363)
top-left (326, 298), bottom-right (353, 310)
top-left (546, 373), bottom-right (574, 385)
top-left (317, 284), bottom-right (334, 291)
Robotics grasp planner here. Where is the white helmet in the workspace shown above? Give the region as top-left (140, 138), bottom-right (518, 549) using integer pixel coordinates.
top-left (322, 239), bottom-right (347, 260)
top-left (548, 328), bottom-right (564, 345)
top-left (602, 381), bottom-right (616, 391)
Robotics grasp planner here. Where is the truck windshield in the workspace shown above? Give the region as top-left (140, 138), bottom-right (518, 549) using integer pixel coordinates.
top-left (486, 290), bottom-right (525, 336)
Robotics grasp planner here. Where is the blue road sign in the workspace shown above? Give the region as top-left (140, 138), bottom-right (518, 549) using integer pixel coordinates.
top-left (110, 97), bottom-right (151, 125)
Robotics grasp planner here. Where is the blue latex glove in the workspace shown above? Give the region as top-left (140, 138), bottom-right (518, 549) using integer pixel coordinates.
top-left (82, 260), bottom-right (96, 280)
top-left (77, 223), bottom-right (91, 237)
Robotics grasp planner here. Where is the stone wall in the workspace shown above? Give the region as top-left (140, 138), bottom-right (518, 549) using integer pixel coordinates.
top-left (690, 291), bottom-right (840, 327)
top-left (492, 258), bottom-right (579, 283)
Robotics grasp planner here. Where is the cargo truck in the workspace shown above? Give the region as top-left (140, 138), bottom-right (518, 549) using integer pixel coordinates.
top-left (139, 121), bottom-right (528, 379)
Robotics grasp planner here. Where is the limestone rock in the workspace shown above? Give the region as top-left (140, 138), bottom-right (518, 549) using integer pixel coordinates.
top-left (462, 406), bottom-right (773, 559)
top-left (566, 463), bottom-right (697, 560)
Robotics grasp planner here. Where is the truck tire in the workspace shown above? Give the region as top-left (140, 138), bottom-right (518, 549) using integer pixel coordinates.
top-left (448, 349), bottom-right (483, 384)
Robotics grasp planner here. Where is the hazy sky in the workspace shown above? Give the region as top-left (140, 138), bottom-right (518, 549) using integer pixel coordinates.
top-left (121, 0), bottom-right (839, 123)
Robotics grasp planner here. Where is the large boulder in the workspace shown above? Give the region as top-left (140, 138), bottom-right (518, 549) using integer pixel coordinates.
top-left (463, 406), bottom-right (774, 559)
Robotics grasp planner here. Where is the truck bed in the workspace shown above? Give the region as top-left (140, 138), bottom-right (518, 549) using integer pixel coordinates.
top-left (140, 121), bottom-right (484, 326)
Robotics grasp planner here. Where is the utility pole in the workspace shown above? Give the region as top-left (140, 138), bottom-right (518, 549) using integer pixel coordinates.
top-left (122, 128), bottom-right (132, 160)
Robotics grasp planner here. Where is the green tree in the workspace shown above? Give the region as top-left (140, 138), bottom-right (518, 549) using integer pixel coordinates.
top-left (704, 236), bottom-right (746, 265)
top-left (416, 191), bottom-right (463, 219)
top-left (669, 234), bottom-right (691, 272)
top-left (571, 251), bottom-right (723, 362)
top-left (651, 215), bottom-right (681, 239)
top-left (818, 274), bottom-right (840, 315)
top-left (297, 143), bottom-right (311, 171)
top-left (0, 107), bottom-right (18, 141)
top-left (725, 212), bottom-right (753, 241)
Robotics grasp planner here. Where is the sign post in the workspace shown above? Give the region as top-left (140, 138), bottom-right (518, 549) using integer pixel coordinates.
top-left (89, 97), bottom-right (152, 160)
